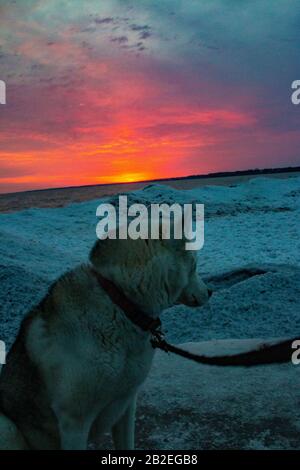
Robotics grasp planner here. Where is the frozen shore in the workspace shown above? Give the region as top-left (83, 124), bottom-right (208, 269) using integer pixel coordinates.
top-left (0, 174), bottom-right (300, 449)
top-left (1, 175), bottom-right (299, 347)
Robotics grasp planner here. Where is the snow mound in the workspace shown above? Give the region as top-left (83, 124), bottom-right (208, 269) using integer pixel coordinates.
top-left (0, 175), bottom-right (300, 346)
top-left (0, 265), bottom-right (49, 348)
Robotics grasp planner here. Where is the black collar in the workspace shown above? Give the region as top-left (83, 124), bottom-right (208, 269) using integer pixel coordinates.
top-left (91, 267), bottom-right (161, 333)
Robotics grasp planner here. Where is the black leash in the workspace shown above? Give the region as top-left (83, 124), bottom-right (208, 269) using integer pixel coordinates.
top-left (151, 328), bottom-right (298, 367)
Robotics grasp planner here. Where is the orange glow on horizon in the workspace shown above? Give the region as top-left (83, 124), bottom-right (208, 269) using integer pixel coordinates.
top-left (98, 172), bottom-right (154, 184)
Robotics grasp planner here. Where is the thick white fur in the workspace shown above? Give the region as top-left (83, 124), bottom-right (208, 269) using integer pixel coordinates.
top-left (1, 236), bottom-right (209, 449)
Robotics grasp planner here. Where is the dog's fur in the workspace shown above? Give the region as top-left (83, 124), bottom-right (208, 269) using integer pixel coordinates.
top-left (0, 236), bottom-right (209, 450)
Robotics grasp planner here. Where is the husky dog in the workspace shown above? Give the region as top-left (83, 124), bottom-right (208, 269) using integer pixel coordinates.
top-left (0, 235), bottom-right (210, 450)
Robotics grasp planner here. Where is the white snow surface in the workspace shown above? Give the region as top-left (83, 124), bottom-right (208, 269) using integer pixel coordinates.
top-left (0, 175), bottom-right (300, 347)
top-left (136, 339), bottom-right (300, 450)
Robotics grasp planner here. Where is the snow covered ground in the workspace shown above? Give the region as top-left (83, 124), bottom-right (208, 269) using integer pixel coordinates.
top-left (0, 175), bottom-right (300, 449)
top-left (136, 339), bottom-right (300, 450)
top-left (0, 175), bottom-right (299, 347)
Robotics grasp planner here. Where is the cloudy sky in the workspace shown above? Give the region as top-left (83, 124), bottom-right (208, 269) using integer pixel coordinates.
top-left (0, 0), bottom-right (299, 193)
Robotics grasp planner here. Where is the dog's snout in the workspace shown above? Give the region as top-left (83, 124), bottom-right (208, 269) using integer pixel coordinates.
top-left (208, 288), bottom-right (213, 298)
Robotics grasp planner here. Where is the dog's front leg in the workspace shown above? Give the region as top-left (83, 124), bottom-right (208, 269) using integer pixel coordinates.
top-left (53, 406), bottom-right (94, 450)
top-left (112, 394), bottom-right (137, 450)
top-left (59, 426), bottom-right (89, 450)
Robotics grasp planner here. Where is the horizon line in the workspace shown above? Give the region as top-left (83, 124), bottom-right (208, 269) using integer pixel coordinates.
top-left (1, 164), bottom-right (300, 197)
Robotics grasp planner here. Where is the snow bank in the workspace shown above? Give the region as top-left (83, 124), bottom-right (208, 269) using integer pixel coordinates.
top-left (0, 175), bottom-right (300, 347)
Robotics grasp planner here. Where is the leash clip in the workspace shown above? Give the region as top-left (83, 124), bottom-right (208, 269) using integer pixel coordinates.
top-left (151, 327), bottom-right (169, 352)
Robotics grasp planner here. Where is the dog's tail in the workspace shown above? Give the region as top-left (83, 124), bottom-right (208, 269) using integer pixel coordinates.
top-left (153, 337), bottom-right (299, 367)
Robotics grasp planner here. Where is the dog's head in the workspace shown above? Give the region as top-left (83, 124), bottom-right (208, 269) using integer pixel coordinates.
top-left (90, 234), bottom-right (210, 315)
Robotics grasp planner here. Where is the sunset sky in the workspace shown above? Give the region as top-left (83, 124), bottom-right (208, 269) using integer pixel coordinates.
top-left (0, 0), bottom-right (300, 193)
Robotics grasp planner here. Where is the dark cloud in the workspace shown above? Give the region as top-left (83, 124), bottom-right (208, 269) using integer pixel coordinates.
top-left (129, 24), bottom-right (152, 46)
top-left (94, 17), bottom-right (114, 25)
top-left (135, 42), bottom-right (145, 51)
top-left (110, 35), bottom-right (128, 44)
top-left (80, 26), bottom-right (97, 33)
top-left (139, 30), bottom-right (151, 40)
top-left (130, 24), bottom-right (150, 32)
